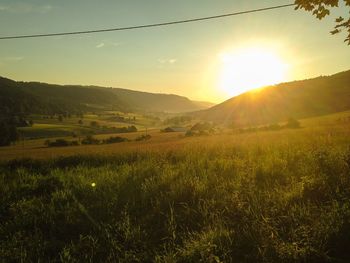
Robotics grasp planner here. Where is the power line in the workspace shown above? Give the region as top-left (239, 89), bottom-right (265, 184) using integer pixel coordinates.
top-left (0, 3), bottom-right (296, 40)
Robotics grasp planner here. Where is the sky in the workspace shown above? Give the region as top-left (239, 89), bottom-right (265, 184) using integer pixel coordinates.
top-left (0, 0), bottom-right (349, 103)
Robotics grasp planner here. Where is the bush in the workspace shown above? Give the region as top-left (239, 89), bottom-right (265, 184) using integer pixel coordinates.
top-left (114, 126), bottom-right (138, 133)
top-left (45, 139), bottom-right (78, 147)
top-left (191, 122), bottom-right (213, 131)
top-left (164, 116), bottom-right (192, 125)
top-left (285, 118), bottom-right (301, 129)
top-left (185, 130), bottom-right (211, 137)
top-left (90, 121), bottom-right (99, 128)
top-left (162, 127), bottom-right (175, 133)
top-left (103, 136), bottom-right (128, 144)
top-left (81, 135), bottom-right (100, 145)
top-left (135, 134), bottom-right (151, 141)
top-left (185, 130), bottom-right (194, 137)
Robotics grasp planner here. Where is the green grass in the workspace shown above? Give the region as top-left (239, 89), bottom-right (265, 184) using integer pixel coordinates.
top-left (1, 122), bottom-right (350, 262)
top-left (18, 123), bottom-right (91, 139)
top-left (20, 112), bottom-right (160, 140)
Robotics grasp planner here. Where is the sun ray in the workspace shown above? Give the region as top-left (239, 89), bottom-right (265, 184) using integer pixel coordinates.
top-left (218, 47), bottom-right (288, 97)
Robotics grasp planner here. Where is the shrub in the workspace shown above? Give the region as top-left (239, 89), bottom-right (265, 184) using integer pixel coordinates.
top-left (135, 134), bottom-right (151, 141)
top-left (103, 136), bottom-right (128, 144)
top-left (45, 139), bottom-right (79, 147)
top-left (285, 118), bottom-right (301, 129)
top-left (114, 126), bottom-right (138, 133)
top-left (164, 116), bottom-right (192, 125)
top-left (185, 130), bottom-right (194, 137)
top-left (81, 135), bottom-right (100, 145)
top-left (191, 122), bottom-right (213, 131)
top-left (90, 121), bottom-right (99, 128)
top-left (162, 127), bottom-right (175, 133)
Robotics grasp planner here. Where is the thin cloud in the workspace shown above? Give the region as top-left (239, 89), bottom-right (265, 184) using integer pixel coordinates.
top-left (158, 58), bottom-right (177, 64)
top-left (0, 57), bottom-right (24, 67)
top-left (96, 43), bottom-right (105, 48)
top-left (95, 41), bottom-right (121, 48)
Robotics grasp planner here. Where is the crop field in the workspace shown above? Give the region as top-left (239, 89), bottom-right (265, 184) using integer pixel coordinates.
top-left (17, 112), bottom-right (161, 140)
top-left (1, 112), bottom-right (350, 262)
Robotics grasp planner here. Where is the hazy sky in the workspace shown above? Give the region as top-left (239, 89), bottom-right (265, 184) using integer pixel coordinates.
top-left (0, 0), bottom-right (349, 103)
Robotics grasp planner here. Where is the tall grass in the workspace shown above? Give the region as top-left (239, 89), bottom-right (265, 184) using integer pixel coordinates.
top-left (1, 137), bottom-right (350, 262)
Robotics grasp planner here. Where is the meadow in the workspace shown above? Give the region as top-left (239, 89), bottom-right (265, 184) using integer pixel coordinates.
top-left (16, 112), bottom-right (160, 140)
top-left (1, 112), bottom-right (350, 262)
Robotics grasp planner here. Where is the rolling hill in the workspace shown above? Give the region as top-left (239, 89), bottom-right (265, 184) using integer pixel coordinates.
top-left (0, 77), bottom-right (212, 115)
top-left (193, 70), bottom-right (350, 126)
top-left (106, 87), bottom-right (213, 113)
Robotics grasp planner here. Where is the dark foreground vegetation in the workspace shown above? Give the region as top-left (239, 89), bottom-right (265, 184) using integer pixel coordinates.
top-left (1, 139), bottom-right (350, 262)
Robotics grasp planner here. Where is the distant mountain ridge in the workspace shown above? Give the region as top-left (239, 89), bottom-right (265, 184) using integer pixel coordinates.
top-left (193, 70), bottom-right (350, 126)
top-left (0, 77), bottom-right (213, 115)
top-left (102, 86), bottom-right (212, 113)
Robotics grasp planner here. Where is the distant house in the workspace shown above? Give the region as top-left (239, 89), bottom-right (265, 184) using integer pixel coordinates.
top-left (162, 126), bottom-right (187, 132)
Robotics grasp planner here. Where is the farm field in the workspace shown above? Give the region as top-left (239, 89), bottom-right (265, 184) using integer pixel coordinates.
top-left (1, 111), bottom-right (349, 161)
top-left (17, 112), bottom-right (160, 140)
top-left (1, 112), bottom-right (350, 262)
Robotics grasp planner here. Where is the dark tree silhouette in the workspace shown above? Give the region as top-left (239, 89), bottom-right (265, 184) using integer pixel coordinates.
top-left (295, 0), bottom-right (350, 44)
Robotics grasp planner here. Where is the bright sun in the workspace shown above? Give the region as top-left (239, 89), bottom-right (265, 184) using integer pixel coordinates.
top-left (218, 47), bottom-right (288, 97)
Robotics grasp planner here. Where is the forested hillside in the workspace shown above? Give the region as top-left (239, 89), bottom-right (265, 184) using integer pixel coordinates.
top-left (0, 77), bottom-right (211, 115)
top-left (194, 70), bottom-right (350, 126)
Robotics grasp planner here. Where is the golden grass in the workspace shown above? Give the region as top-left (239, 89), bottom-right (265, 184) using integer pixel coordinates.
top-left (1, 120), bottom-right (349, 161)
top-left (1, 111), bottom-right (349, 161)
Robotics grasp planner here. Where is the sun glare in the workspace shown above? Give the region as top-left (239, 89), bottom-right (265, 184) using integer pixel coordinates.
top-left (218, 47), bottom-right (288, 97)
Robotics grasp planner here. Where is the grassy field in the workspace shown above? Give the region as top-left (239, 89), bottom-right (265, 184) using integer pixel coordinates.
top-left (17, 112), bottom-right (161, 140)
top-left (1, 112), bottom-right (350, 262)
top-left (2, 111), bottom-right (349, 161)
